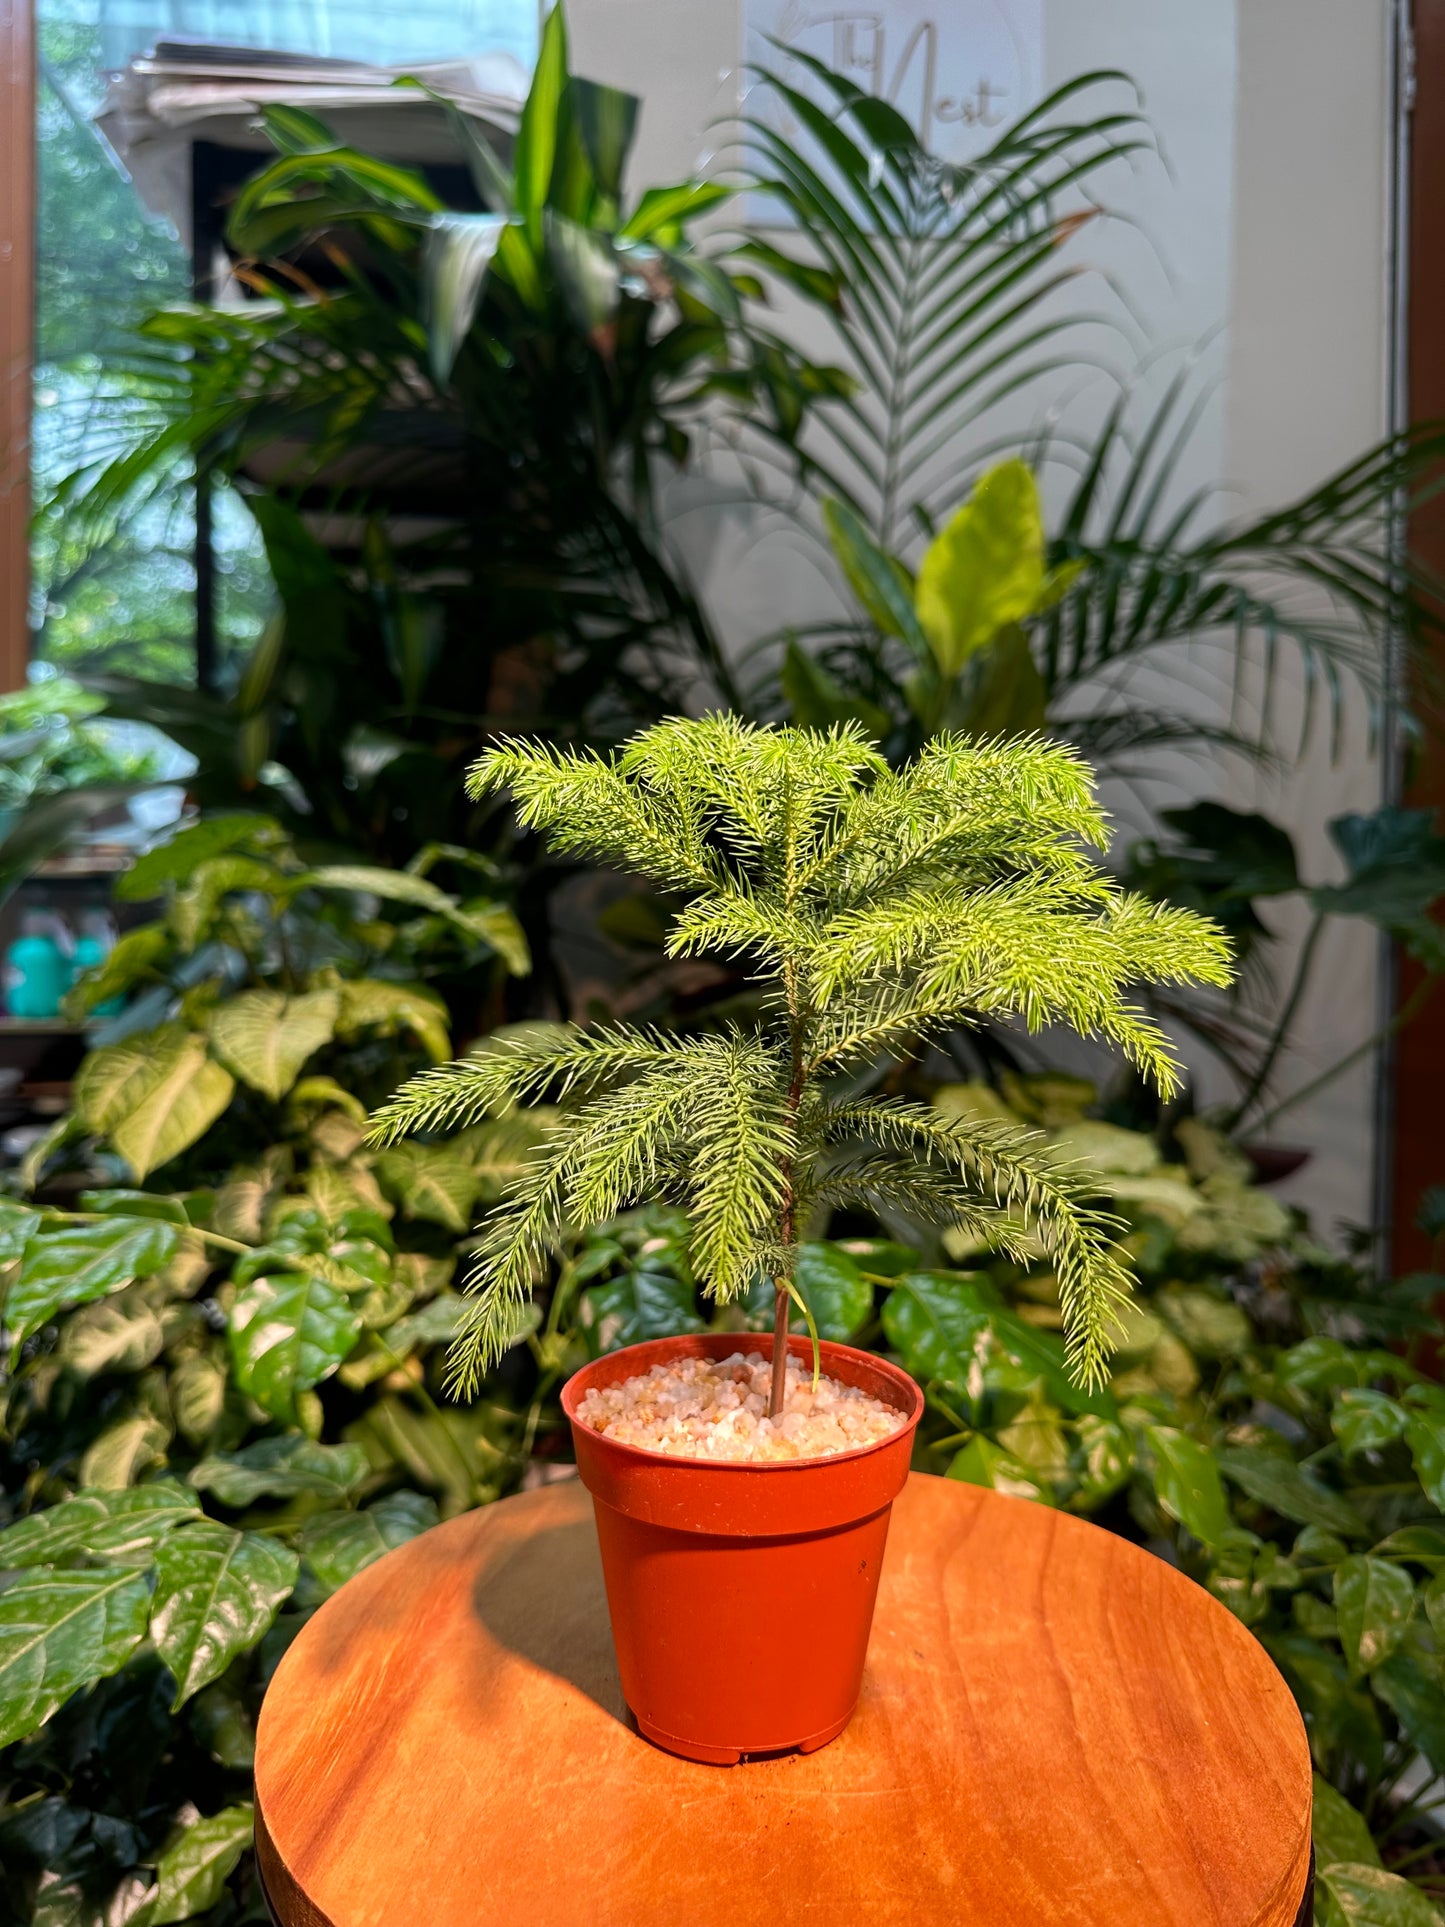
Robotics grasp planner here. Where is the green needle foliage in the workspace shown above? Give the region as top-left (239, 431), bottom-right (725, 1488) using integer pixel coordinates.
top-left (369, 718), bottom-right (1232, 1396)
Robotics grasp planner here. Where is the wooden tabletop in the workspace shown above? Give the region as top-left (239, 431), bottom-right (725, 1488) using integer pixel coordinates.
top-left (255, 1472), bottom-right (1313, 1927)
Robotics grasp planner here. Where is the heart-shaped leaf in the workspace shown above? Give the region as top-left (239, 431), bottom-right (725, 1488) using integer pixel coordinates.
top-left (1334, 1556), bottom-right (1416, 1678)
top-left (915, 459), bottom-right (1048, 675)
top-left (1333, 1390), bottom-right (1410, 1459)
top-left (229, 1271), bottom-right (362, 1420)
top-left (1318, 1863), bottom-right (1443, 1925)
top-left (881, 1271), bottom-right (992, 1396)
top-left (579, 1268), bottom-right (703, 1355)
top-left (375, 1142), bottom-right (482, 1233)
top-left (207, 988), bottom-right (341, 1102)
top-left (9, 1218), bottom-right (181, 1342)
top-left (0, 1568), bottom-right (151, 1745)
top-left (151, 1522), bottom-right (299, 1705)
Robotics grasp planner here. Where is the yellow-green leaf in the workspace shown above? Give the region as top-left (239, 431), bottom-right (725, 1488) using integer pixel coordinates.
top-left (915, 458), bottom-right (1048, 675)
top-left (207, 988), bottom-right (341, 1102)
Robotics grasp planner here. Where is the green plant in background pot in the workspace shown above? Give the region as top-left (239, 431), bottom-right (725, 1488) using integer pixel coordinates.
top-left (366, 715), bottom-right (1228, 1762)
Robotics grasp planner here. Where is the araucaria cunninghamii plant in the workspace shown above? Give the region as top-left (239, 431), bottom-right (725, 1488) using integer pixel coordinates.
top-left (369, 719), bottom-right (1232, 1408)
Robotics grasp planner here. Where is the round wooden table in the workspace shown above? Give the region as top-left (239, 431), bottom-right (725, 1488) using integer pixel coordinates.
top-left (255, 1472), bottom-right (1313, 1927)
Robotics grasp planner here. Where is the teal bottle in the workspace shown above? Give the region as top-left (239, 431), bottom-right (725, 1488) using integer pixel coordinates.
top-left (3, 915), bottom-right (70, 1020)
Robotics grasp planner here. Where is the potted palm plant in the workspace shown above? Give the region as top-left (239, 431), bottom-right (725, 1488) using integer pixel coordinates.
top-left (370, 717), bottom-right (1229, 1762)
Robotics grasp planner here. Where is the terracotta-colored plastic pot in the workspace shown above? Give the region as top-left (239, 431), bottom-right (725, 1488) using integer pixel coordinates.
top-left (561, 1330), bottom-right (923, 1765)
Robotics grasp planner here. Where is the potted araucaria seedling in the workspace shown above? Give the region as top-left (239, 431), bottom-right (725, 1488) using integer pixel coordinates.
top-left (369, 718), bottom-right (1230, 1763)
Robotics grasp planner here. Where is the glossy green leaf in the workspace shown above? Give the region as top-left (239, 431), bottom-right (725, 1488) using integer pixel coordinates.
top-left (149, 1803), bottom-right (255, 1925)
top-left (8, 1217), bottom-right (181, 1342)
top-left (1312, 1776), bottom-right (1381, 1869)
top-left (947, 1435), bottom-right (1053, 1503)
top-left (1218, 1448), bottom-right (1367, 1538)
top-left (1073, 1413), bottom-right (1133, 1504)
top-left (914, 460), bottom-right (1048, 676)
top-left (229, 1272), bottom-right (362, 1420)
top-left (151, 1522), bottom-right (299, 1706)
top-left (0, 1199), bottom-right (41, 1261)
top-left (1373, 1652), bottom-right (1445, 1777)
top-left (780, 638), bottom-right (891, 742)
top-left (881, 1271), bottom-right (991, 1396)
top-left (0, 1483), bottom-right (202, 1571)
top-left (1333, 1390), bottom-right (1410, 1458)
top-left (1146, 1425), bottom-right (1233, 1548)
top-left (58, 1293), bottom-right (166, 1377)
top-left (1334, 1557), bottom-right (1415, 1678)
top-left (189, 1438), bottom-right (370, 1507)
top-left (1318, 1862), bottom-right (1445, 1925)
top-left (961, 624), bottom-right (1047, 737)
top-left (580, 1268), bottom-right (703, 1354)
top-left (299, 1491), bottom-right (439, 1594)
top-left (0, 1568), bottom-right (151, 1745)
top-left (1372, 1525), bottom-right (1445, 1570)
top-left (619, 180), bottom-right (730, 242)
top-left (1406, 1413), bottom-right (1445, 1509)
top-left (206, 988), bottom-right (340, 1102)
top-left (792, 1243), bottom-right (874, 1343)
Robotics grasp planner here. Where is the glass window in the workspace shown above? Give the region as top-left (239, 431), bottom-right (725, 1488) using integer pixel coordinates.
top-left (31, 0), bottom-right (539, 686)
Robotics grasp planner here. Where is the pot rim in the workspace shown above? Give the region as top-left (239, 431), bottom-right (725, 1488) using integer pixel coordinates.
top-left (560, 1331), bottom-right (924, 1476)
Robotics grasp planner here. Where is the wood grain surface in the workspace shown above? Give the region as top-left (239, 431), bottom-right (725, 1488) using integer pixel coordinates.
top-left (255, 1472), bottom-right (1313, 1927)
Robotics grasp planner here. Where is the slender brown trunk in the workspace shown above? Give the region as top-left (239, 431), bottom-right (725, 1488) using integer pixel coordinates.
top-left (770, 956), bottom-right (806, 1419)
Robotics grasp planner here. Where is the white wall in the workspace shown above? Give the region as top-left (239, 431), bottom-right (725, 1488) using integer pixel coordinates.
top-left (569, 0), bottom-right (1396, 1237)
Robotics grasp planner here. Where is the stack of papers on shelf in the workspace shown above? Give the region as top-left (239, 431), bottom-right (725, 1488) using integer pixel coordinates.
top-left (96, 37), bottom-right (528, 239)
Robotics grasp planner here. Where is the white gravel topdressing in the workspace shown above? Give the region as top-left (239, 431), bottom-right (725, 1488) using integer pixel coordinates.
top-left (575, 1351), bottom-right (907, 1462)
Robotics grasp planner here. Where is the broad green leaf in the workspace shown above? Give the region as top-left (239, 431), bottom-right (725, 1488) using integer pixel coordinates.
top-left (1319, 1862), bottom-right (1445, 1925)
top-left (229, 1272), bottom-right (362, 1420)
top-left (0, 1483), bottom-right (201, 1571)
top-left (915, 459), bottom-right (1048, 675)
top-left (1333, 1390), bottom-right (1410, 1458)
top-left (190, 1438), bottom-right (370, 1507)
top-left (1406, 1413), bottom-right (1445, 1509)
top-left (1374, 1653), bottom-right (1445, 1777)
top-left (1334, 1557), bottom-right (1415, 1677)
top-left (1266, 1632), bottom-right (1385, 1781)
top-left (151, 1522), bottom-right (299, 1705)
top-left (170, 856), bottom-right (284, 950)
top-left (1146, 1425), bottom-right (1233, 1548)
top-left (66, 922), bottom-right (168, 1013)
top-left (78, 1189), bottom-right (190, 1224)
top-left (456, 899), bottom-right (530, 975)
top-left (820, 497), bottom-right (927, 654)
top-left (881, 1271), bottom-right (992, 1396)
top-left (580, 1268), bottom-right (703, 1354)
top-left (171, 1351), bottom-right (229, 1445)
top-left (303, 867), bottom-right (506, 960)
top-left (149, 1804), bottom-right (255, 1925)
top-left (8, 1218), bottom-right (181, 1342)
top-left (75, 1027), bottom-right (236, 1181)
top-left (960, 623), bottom-right (1047, 736)
top-left (72, 1024), bottom-right (190, 1133)
top-left (375, 1142), bottom-right (481, 1233)
top-left (947, 1435), bottom-right (1053, 1503)
top-left (1218, 1447), bottom-right (1367, 1538)
top-left (0, 1568), bottom-right (151, 1745)
top-left (1372, 1525), bottom-right (1445, 1569)
top-left (425, 212), bottom-right (507, 382)
top-left (1073, 1413), bottom-right (1133, 1503)
top-left (114, 815), bottom-right (273, 901)
top-left (0, 1200), bottom-right (41, 1261)
top-left (207, 988), bottom-right (340, 1102)
top-left (792, 1243), bottom-right (874, 1342)
top-left (336, 978), bottom-right (451, 1063)
top-left (299, 1491), bottom-right (439, 1594)
top-left (544, 211), bottom-right (621, 331)
top-left (1312, 1776), bottom-right (1381, 1869)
